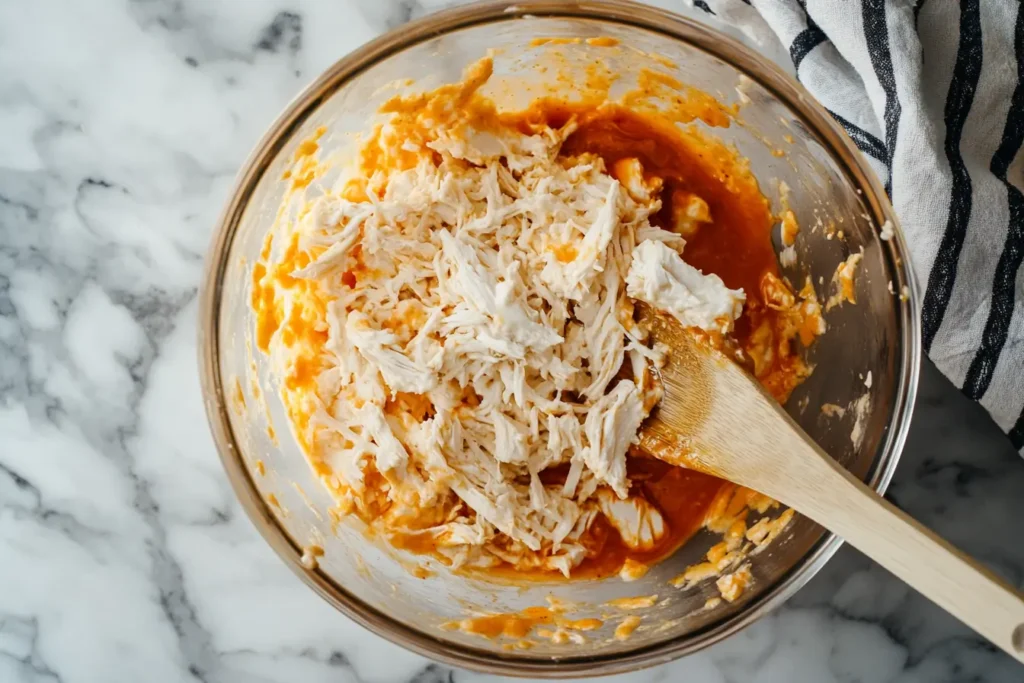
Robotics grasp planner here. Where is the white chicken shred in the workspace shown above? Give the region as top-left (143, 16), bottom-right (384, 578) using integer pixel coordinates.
top-left (626, 240), bottom-right (746, 334)
top-left (263, 69), bottom-right (749, 576)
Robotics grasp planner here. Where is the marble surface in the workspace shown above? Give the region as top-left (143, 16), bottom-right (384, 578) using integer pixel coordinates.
top-left (1, 1), bottom-right (1022, 681)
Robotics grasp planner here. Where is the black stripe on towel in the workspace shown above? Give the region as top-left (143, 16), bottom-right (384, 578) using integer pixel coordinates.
top-left (828, 109), bottom-right (889, 162)
top-left (694, 0), bottom-right (715, 15)
top-left (862, 0), bottom-right (901, 194)
top-left (790, 16), bottom-right (827, 69)
top-left (963, 7), bottom-right (1024, 398)
top-left (921, 0), bottom-right (983, 351)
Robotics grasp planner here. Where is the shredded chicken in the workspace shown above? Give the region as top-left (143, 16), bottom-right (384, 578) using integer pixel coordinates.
top-left (626, 240), bottom-right (745, 334)
top-left (258, 62), bottom-right (748, 577)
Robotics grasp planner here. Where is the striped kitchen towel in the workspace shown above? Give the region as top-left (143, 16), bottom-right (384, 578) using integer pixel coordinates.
top-left (695, 0), bottom-right (1024, 453)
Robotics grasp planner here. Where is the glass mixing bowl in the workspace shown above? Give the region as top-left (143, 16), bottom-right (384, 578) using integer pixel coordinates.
top-left (198, 1), bottom-right (920, 676)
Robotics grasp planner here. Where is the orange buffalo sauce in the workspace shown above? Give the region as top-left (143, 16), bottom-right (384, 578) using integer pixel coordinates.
top-left (578, 457), bottom-right (728, 579)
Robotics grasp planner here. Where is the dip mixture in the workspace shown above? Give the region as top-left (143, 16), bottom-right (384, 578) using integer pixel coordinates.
top-left (251, 55), bottom-right (824, 582)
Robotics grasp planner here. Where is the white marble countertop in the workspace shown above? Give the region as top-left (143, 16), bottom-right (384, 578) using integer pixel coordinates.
top-left (1, 1), bottom-right (1022, 681)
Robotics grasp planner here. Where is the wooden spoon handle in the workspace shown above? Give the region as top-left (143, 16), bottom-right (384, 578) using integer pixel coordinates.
top-left (783, 440), bottom-right (1024, 663)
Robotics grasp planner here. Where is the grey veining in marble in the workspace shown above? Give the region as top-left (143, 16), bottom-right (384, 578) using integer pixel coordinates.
top-left (0, 1), bottom-right (1021, 682)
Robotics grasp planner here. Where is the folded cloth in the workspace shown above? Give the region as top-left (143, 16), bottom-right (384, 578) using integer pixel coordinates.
top-left (691, 0), bottom-right (1024, 454)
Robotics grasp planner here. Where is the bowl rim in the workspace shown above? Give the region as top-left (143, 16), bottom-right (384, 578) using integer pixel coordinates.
top-left (197, 0), bottom-right (922, 676)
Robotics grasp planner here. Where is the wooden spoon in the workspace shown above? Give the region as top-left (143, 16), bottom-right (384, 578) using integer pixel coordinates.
top-left (636, 307), bottom-right (1024, 662)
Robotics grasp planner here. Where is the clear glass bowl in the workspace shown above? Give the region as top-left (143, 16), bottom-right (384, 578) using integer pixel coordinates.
top-left (198, 1), bottom-right (920, 676)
